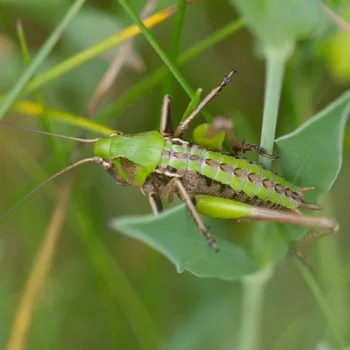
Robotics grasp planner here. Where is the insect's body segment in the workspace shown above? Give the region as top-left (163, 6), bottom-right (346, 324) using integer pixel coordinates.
top-left (156, 137), bottom-right (304, 210)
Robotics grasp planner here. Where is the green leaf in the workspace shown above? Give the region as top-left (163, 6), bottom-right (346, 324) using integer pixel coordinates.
top-left (231, 0), bottom-right (324, 45)
top-left (276, 90), bottom-right (350, 201)
top-left (181, 88), bottom-right (202, 122)
top-left (271, 90), bottom-right (350, 245)
top-left (112, 93), bottom-right (350, 277)
top-left (111, 204), bottom-right (257, 280)
top-left (252, 91), bottom-right (350, 266)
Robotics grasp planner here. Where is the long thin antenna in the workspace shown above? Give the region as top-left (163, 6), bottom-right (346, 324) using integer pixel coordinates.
top-left (0, 157), bottom-right (98, 222)
top-left (0, 120), bottom-right (100, 143)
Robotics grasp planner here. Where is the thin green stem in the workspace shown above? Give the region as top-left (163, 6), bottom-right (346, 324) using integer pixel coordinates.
top-left (259, 41), bottom-right (294, 168)
top-left (278, 226), bottom-right (347, 348)
top-left (260, 40), bottom-right (346, 346)
top-left (16, 20), bottom-right (62, 157)
top-left (24, 5), bottom-right (178, 94)
top-left (237, 265), bottom-right (274, 350)
top-left (163, 0), bottom-right (187, 97)
top-left (295, 258), bottom-right (346, 348)
top-left (258, 39), bottom-right (345, 347)
top-left (96, 19), bottom-right (244, 123)
top-left (118, 0), bottom-right (193, 95)
top-left (242, 40), bottom-right (292, 350)
top-left (0, 1), bottom-right (14, 38)
top-left (0, 0), bottom-right (86, 120)
top-left (16, 20), bottom-right (31, 66)
top-left (118, 0), bottom-right (217, 124)
top-left (74, 197), bottom-right (162, 350)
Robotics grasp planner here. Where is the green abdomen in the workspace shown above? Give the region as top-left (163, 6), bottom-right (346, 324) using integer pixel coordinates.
top-left (156, 138), bottom-right (304, 209)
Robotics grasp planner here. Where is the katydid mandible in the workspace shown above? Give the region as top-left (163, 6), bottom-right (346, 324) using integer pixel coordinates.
top-left (0, 70), bottom-right (338, 257)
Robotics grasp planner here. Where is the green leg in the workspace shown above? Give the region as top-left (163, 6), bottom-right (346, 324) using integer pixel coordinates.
top-left (162, 179), bottom-right (219, 251)
top-left (194, 195), bottom-right (338, 255)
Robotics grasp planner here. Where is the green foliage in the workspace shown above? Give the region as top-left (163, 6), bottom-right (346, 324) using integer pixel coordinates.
top-left (231, 0), bottom-right (324, 45)
top-left (112, 91), bottom-right (350, 280)
top-left (112, 205), bottom-right (257, 280)
top-left (0, 0), bottom-right (85, 120)
top-left (181, 88), bottom-right (202, 122)
top-left (276, 90), bottom-right (350, 198)
top-left (1, 0), bottom-right (350, 349)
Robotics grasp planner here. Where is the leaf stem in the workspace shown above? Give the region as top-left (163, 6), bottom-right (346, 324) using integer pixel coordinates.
top-left (259, 41), bottom-right (294, 168)
top-left (118, 0), bottom-right (193, 96)
top-left (240, 41), bottom-right (293, 350)
top-left (118, 0), bottom-right (215, 125)
top-left (237, 265), bottom-right (274, 350)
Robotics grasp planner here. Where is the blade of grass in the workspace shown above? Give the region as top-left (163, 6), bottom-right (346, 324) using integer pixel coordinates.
top-left (5, 182), bottom-right (71, 350)
top-left (256, 38), bottom-right (346, 347)
top-left (321, 2), bottom-right (350, 33)
top-left (118, 0), bottom-right (217, 124)
top-left (2, 19), bottom-right (244, 133)
top-left (8, 100), bottom-right (113, 135)
top-left (96, 19), bottom-right (244, 123)
top-left (0, 1), bottom-right (14, 38)
top-left (87, 0), bottom-right (156, 116)
top-left (74, 196), bottom-right (162, 350)
top-left (16, 19), bottom-right (63, 161)
top-left (0, 0), bottom-right (86, 120)
top-left (295, 257), bottom-right (346, 347)
top-left (24, 2), bottom-right (193, 94)
top-left (162, 0), bottom-right (188, 97)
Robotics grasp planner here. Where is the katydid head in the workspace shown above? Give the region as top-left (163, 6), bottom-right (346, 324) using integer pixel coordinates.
top-left (94, 131), bottom-right (165, 186)
top-left (0, 121), bottom-right (167, 221)
top-left (94, 131), bottom-right (164, 166)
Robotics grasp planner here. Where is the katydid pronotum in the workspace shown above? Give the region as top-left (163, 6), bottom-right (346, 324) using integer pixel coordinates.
top-left (0, 70), bottom-right (338, 261)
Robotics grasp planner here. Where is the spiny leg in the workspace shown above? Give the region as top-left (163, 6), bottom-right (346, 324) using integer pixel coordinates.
top-left (289, 225), bottom-right (339, 254)
top-left (174, 69), bottom-right (237, 138)
top-left (287, 227), bottom-right (340, 272)
top-left (163, 178), bottom-right (219, 251)
top-left (233, 138), bottom-right (279, 160)
top-left (209, 117), bottom-right (278, 159)
top-left (197, 116), bottom-right (278, 160)
top-left (247, 208), bottom-right (338, 264)
top-left (194, 195), bottom-right (338, 256)
top-left (160, 94), bottom-right (173, 136)
top-left (148, 192), bottom-right (163, 216)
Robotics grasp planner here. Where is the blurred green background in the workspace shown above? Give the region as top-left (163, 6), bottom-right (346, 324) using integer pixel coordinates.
top-left (0, 0), bottom-right (350, 349)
